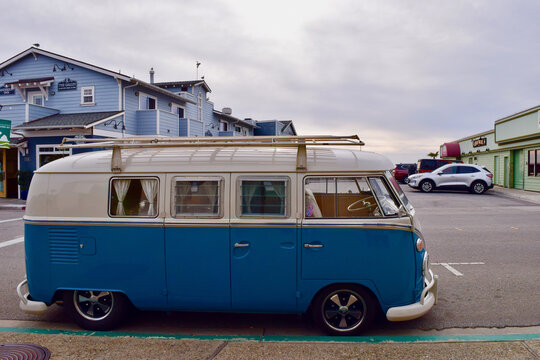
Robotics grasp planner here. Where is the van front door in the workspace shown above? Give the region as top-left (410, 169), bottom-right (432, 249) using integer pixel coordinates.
top-left (230, 175), bottom-right (297, 312)
top-left (164, 175), bottom-right (231, 310)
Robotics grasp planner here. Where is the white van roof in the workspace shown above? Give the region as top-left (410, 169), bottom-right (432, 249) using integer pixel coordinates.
top-left (36, 147), bottom-right (394, 174)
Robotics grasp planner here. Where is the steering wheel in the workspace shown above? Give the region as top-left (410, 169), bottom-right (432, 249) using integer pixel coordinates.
top-left (347, 199), bottom-right (378, 212)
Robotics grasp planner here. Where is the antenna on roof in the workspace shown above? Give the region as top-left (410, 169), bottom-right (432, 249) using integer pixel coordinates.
top-left (196, 61), bottom-right (201, 79)
top-left (33, 43), bottom-right (40, 48)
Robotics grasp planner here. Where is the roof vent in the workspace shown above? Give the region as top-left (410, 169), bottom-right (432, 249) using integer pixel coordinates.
top-left (149, 67), bottom-right (155, 84)
top-left (222, 107), bottom-right (232, 115)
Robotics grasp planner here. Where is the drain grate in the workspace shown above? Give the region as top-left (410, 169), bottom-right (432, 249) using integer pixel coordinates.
top-left (0, 344), bottom-right (51, 360)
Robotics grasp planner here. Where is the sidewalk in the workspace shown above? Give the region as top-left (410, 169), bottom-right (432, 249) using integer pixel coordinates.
top-left (0, 323), bottom-right (539, 359)
top-left (0, 198), bottom-right (25, 210)
top-left (491, 185), bottom-right (540, 205)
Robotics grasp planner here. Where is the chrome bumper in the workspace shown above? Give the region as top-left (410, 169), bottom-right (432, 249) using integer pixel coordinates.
top-left (386, 269), bottom-right (438, 321)
top-left (17, 278), bottom-right (48, 315)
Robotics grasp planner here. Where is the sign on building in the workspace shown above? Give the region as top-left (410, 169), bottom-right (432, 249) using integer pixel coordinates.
top-left (0, 85), bottom-right (15, 96)
top-left (0, 119), bottom-right (11, 149)
top-left (58, 78), bottom-right (77, 91)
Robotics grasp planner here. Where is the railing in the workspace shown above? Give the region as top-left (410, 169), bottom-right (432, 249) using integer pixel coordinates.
top-left (60, 135), bottom-right (364, 173)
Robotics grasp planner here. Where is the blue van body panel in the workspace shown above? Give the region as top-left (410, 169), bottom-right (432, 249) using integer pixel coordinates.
top-left (25, 221), bottom-right (422, 315)
top-left (300, 226), bottom-right (416, 312)
top-left (230, 226), bottom-right (297, 312)
top-left (165, 226), bottom-right (231, 310)
top-left (24, 222), bottom-right (167, 309)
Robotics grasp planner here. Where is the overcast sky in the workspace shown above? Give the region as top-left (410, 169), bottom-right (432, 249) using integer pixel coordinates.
top-left (3, 0), bottom-right (540, 163)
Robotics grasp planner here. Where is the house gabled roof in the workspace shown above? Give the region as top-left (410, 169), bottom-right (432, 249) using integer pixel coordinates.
top-left (154, 80), bottom-right (212, 93)
top-left (13, 111), bottom-right (124, 130)
top-left (0, 47), bottom-right (132, 81)
top-left (213, 110), bottom-right (258, 128)
top-left (1, 47), bottom-right (197, 105)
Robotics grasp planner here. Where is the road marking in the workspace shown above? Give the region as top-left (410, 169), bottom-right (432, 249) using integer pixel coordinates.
top-left (432, 262), bottom-right (485, 276)
top-left (511, 226), bottom-right (519, 230)
top-left (455, 227), bottom-right (463, 231)
top-left (0, 217), bottom-right (23, 224)
top-left (0, 237), bottom-right (24, 249)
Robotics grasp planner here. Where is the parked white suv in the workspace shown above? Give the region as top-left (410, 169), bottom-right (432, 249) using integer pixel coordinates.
top-left (407, 163), bottom-right (494, 194)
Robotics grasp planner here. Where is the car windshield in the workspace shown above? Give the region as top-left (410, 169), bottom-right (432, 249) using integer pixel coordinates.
top-left (386, 171), bottom-right (413, 212)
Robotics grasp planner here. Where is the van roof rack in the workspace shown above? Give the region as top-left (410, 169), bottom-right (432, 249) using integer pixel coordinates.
top-left (60, 135), bottom-right (364, 173)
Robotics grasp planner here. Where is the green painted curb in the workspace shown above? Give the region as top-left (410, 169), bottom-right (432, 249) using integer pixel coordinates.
top-left (0, 327), bottom-right (539, 343)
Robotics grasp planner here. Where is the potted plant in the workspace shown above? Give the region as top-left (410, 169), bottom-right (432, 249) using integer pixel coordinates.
top-left (17, 170), bottom-right (33, 200)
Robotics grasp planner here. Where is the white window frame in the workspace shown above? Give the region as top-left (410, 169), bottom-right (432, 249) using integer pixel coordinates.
top-left (36, 144), bottom-right (72, 169)
top-left (171, 176), bottom-right (224, 218)
top-left (139, 92), bottom-right (157, 110)
top-left (27, 91), bottom-right (44, 106)
top-left (80, 86), bottom-right (95, 106)
top-left (171, 103), bottom-right (185, 118)
top-left (237, 176), bottom-right (290, 218)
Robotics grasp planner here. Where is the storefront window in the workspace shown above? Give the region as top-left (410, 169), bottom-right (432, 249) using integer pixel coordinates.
top-left (528, 149), bottom-right (540, 176)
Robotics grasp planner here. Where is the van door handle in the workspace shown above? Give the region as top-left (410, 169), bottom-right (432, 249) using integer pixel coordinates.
top-left (304, 243), bottom-right (324, 248)
top-left (234, 243), bottom-right (250, 248)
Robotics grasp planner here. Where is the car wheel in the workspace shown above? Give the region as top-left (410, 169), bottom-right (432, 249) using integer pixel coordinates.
top-left (470, 181), bottom-right (486, 194)
top-left (312, 285), bottom-right (377, 336)
top-left (63, 290), bottom-right (129, 331)
top-left (419, 180), bottom-right (434, 193)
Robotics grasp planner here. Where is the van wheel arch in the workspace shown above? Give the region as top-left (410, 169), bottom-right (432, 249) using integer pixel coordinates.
top-left (308, 283), bottom-right (381, 335)
top-left (62, 289), bottom-right (131, 331)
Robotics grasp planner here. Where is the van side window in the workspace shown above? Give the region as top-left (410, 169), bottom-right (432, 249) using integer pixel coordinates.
top-left (173, 177), bottom-right (222, 217)
top-left (239, 178), bottom-right (288, 217)
top-left (110, 178), bottom-right (158, 217)
top-left (304, 177), bottom-right (381, 218)
top-left (368, 177), bottom-right (400, 216)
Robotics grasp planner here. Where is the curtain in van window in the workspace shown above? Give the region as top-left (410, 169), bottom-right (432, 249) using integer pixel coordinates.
top-left (114, 179), bottom-right (131, 215)
top-left (141, 179), bottom-right (158, 216)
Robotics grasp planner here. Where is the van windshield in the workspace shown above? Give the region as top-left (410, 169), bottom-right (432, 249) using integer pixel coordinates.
top-left (386, 171), bottom-right (413, 212)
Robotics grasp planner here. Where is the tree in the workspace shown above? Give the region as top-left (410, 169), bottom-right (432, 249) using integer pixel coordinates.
top-left (427, 151), bottom-right (439, 159)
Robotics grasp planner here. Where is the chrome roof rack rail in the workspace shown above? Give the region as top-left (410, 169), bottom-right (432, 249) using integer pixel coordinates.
top-left (60, 135), bottom-right (364, 173)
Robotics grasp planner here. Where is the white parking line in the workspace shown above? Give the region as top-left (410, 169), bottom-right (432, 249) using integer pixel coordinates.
top-left (432, 262), bottom-right (485, 276)
top-left (0, 237), bottom-right (24, 249)
top-left (0, 217), bottom-right (23, 224)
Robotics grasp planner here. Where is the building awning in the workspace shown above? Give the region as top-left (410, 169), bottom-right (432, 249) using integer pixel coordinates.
top-left (441, 142), bottom-right (461, 158)
top-left (13, 111), bottom-right (124, 130)
top-left (5, 76), bottom-right (55, 102)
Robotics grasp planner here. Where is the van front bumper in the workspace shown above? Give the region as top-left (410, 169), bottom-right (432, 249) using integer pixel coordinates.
top-left (17, 278), bottom-right (48, 315)
top-left (386, 269), bottom-right (438, 321)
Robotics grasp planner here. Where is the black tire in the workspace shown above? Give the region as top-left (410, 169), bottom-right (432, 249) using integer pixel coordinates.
top-left (419, 180), bottom-right (434, 193)
top-left (470, 181), bottom-right (487, 194)
top-left (63, 290), bottom-right (129, 331)
top-left (312, 284), bottom-right (377, 336)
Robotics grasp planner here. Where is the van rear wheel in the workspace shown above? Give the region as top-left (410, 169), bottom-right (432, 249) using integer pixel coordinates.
top-left (63, 290), bottom-right (128, 331)
top-left (313, 285), bottom-right (376, 335)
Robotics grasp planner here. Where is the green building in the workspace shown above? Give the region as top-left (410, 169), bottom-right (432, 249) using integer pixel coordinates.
top-left (441, 105), bottom-right (540, 192)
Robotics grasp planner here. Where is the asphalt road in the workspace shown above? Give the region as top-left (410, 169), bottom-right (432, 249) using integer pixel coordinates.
top-left (0, 186), bottom-right (539, 335)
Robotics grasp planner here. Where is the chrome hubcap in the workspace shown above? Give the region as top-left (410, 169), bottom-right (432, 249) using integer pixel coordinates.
top-left (322, 291), bottom-right (366, 332)
top-left (74, 291), bottom-right (114, 321)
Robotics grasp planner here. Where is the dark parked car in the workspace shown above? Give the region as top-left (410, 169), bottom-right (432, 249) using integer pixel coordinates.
top-left (393, 163), bottom-right (415, 183)
top-left (416, 159), bottom-right (463, 173)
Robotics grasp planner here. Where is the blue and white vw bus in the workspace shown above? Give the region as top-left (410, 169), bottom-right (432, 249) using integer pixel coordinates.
top-left (17, 135), bottom-right (437, 335)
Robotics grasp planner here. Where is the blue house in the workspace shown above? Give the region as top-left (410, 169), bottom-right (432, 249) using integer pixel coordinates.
top-left (0, 46), bottom-right (296, 199)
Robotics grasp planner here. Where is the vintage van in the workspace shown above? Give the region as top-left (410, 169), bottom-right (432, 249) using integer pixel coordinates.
top-left (17, 135), bottom-right (437, 335)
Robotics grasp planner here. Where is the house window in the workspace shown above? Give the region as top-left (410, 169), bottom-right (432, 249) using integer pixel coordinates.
top-left (36, 145), bottom-right (71, 169)
top-left (173, 177), bottom-right (222, 218)
top-left (219, 121), bottom-right (228, 132)
top-left (171, 104), bottom-right (185, 118)
top-left (109, 177), bottom-right (159, 217)
top-left (528, 149), bottom-right (540, 176)
top-left (80, 86), bottom-right (95, 105)
top-left (197, 93), bottom-right (203, 121)
top-left (28, 91), bottom-right (44, 106)
top-left (139, 93), bottom-right (157, 110)
top-left (235, 126), bottom-right (241, 133)
top-left (238, 178), bottom-right (289, 217)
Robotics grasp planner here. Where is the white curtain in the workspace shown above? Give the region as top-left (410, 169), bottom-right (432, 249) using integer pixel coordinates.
top-left (245, 182), bottom-right (260, 214)
top-left (270, 181), bottom-right (286, 214)
top-left (114, 179), bottom-right (131, 215)
top-left (141, 179), bottom-right (158, 216)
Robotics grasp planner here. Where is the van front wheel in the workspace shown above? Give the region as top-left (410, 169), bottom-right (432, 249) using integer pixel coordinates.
top-left (63, 290), bottom-right (128, 331)
top-left (313, 285), bottom-right (376, 335)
